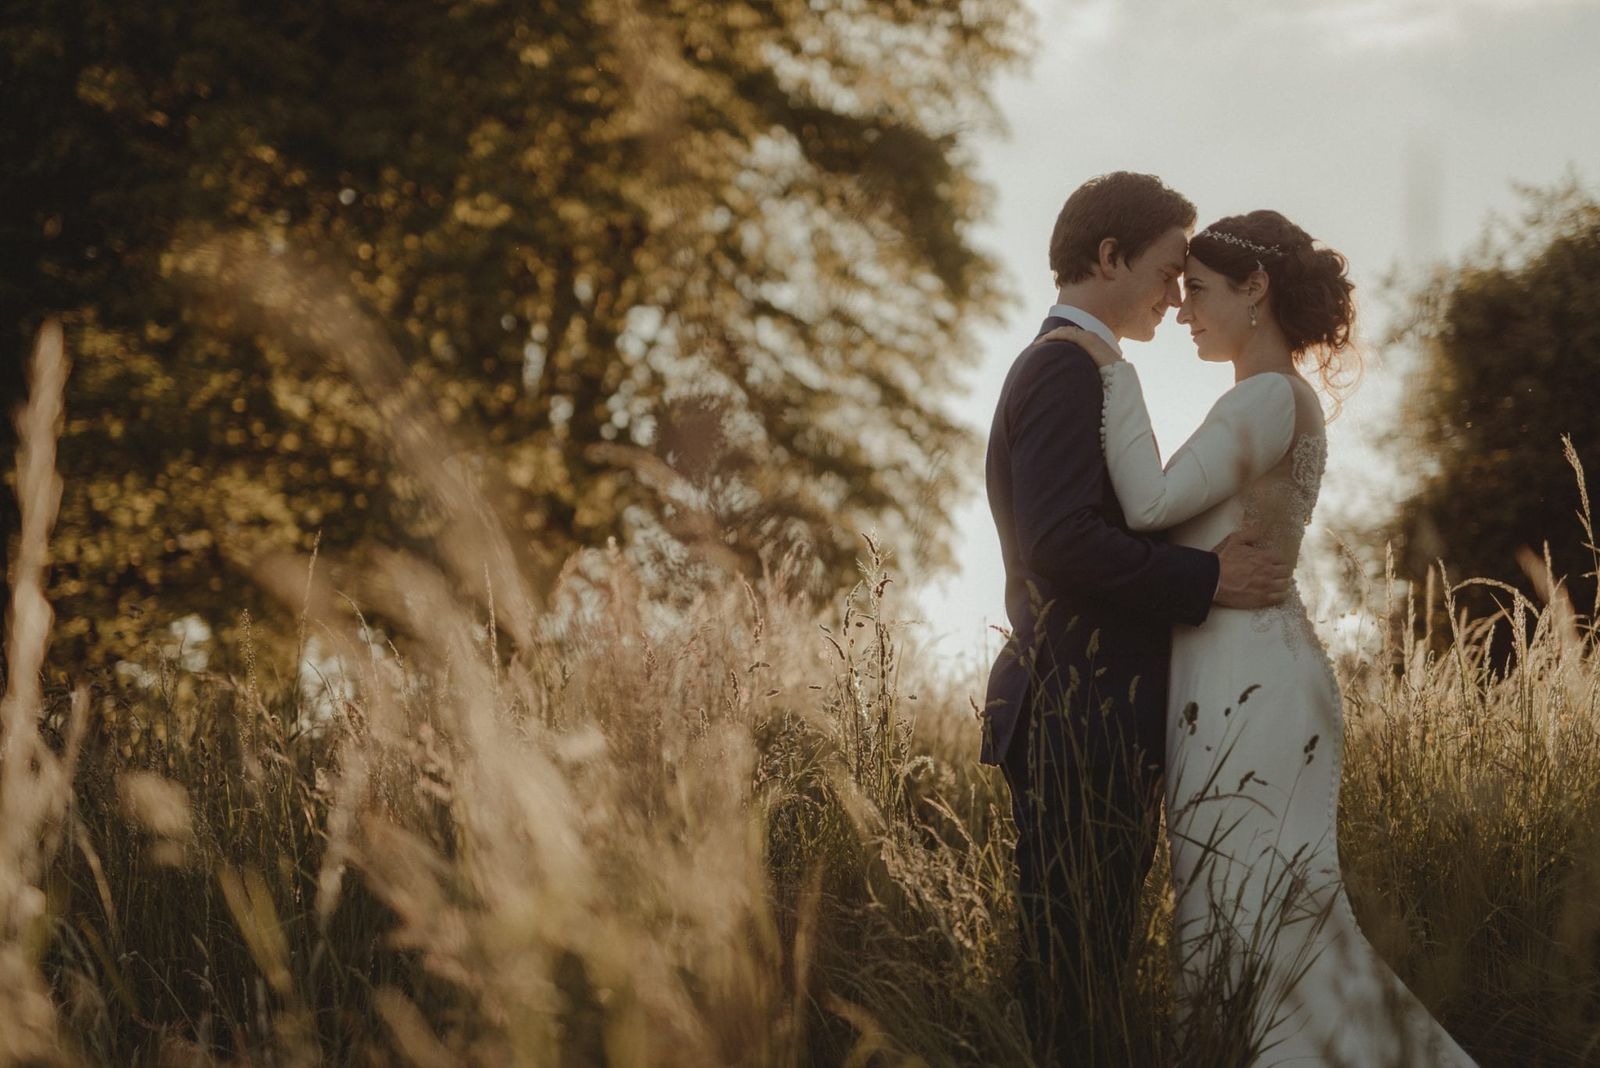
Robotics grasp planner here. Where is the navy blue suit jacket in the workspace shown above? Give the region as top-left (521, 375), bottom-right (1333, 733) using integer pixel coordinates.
top-left (979, 316), bottom-right (1219, 769)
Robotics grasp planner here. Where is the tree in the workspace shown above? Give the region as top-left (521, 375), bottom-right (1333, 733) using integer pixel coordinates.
top-left (1387, 179), bottom-right (1600, 629)
top-left (0, 0), bottom-right (1027, 664)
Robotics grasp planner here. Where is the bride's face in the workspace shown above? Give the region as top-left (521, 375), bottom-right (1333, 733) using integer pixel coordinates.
top-left (1177, 257), bottom-right (1253, 362)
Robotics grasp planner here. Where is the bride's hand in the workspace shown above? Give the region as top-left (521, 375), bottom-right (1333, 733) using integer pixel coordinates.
top-left (1037, 325), bottom-right (1121, 368)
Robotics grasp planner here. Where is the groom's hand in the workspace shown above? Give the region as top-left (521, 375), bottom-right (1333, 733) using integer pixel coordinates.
top-left (1211, 531), bottom-right (1291, 609)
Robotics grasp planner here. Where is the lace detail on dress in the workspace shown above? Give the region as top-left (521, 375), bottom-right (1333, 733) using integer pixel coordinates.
top-left (1289, 433), bottom-right (1327, 526)
top-left (1270, 584), bottom-right (1318, 656)
top-left (1246, 430), bottom-right (1329, 657)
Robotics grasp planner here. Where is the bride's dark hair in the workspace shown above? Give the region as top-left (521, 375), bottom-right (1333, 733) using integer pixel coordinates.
top-left (1189, 210), bottom-right (1360, 405)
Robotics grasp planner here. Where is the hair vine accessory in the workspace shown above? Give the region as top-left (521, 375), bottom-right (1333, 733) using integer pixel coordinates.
top-left (1195, 228), bottom-right (1282, 258)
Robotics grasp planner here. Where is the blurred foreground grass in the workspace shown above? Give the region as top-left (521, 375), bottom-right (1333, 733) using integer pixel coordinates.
top-left (3, 325), bottom-right (1600, 1067)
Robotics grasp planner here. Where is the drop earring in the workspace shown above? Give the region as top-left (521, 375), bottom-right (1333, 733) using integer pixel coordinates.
top-left (1248, 303), bottom-right (1259, 328)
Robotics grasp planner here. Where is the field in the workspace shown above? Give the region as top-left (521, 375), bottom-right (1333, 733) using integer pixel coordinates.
top-left (2, 327), bottom-right (1599, 1067)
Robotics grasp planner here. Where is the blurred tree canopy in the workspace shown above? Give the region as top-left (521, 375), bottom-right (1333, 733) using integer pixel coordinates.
top-left (0, 0), bottom-right (1026, 665)
top-left (1387, 179), bottom-right (1600, 627)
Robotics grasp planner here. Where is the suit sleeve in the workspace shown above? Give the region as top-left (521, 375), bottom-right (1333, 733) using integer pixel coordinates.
top-left (1008, 343), bottom-right (1218, 627)
top-left (1100, 365), bottom-right (1297, 531)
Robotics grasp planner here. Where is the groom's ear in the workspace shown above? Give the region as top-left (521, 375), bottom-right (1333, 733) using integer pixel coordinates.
top-left (1095, 237), bottom-right (1125, 277)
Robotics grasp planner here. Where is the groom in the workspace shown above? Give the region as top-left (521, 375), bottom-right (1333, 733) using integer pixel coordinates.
top-left (981, 172), bottom-right (1289, 1061)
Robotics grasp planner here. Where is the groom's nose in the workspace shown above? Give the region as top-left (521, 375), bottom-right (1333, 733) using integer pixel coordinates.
top-left (1165, 276), bottom-right (1183, 308)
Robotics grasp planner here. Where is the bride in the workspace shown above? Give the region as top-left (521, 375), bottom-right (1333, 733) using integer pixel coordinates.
top-left (1041, 211), bottom-right (1478, 1066)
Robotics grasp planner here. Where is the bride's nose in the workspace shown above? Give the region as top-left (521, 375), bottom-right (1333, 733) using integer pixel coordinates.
top-left (1176, 300), bottom-right (1194, 325)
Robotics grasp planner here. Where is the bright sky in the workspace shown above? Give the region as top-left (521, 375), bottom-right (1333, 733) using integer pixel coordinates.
top-left (912, 0), bottom-right (1600, 673)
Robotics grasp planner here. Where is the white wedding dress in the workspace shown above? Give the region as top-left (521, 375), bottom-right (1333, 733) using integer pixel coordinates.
top-left (1098, 363), bottom-right (1477, 1066)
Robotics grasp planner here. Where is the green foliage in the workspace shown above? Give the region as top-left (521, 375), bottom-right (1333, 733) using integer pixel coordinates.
top-left (1388, 179), bottom-right (1600, 625)
top-left (0, 0), bottom-right (1027, 664)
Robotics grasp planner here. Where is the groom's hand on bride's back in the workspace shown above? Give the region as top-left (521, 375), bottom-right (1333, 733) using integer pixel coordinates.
top-left (1211, 531), bottom-right (1291, 609)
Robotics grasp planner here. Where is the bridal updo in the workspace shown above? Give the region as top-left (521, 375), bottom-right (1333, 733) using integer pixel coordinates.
top-left (1189, 210), bottom-right (1360, 401)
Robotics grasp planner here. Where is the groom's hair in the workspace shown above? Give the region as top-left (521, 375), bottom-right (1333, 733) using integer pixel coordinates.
top-left (1050, 172), bottom-right (1196, 285)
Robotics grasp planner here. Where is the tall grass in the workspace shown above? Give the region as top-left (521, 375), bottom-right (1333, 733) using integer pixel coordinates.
top-left (3, 310), bottom-right (1599, 1065)
top-left (1336, 533), bottom-right (1600, 1065)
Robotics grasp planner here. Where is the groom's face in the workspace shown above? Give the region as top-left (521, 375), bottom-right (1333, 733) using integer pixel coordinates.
top-left (1115, 226), bottom-right (1189, 342)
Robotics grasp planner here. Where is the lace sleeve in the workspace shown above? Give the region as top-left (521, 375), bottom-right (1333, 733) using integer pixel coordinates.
top-left (1101, 365), bottom-right (1297, 531)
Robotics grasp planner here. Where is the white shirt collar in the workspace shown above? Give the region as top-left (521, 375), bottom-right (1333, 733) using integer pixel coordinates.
top-left (1046, 304), bottom-right (1123, 356)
